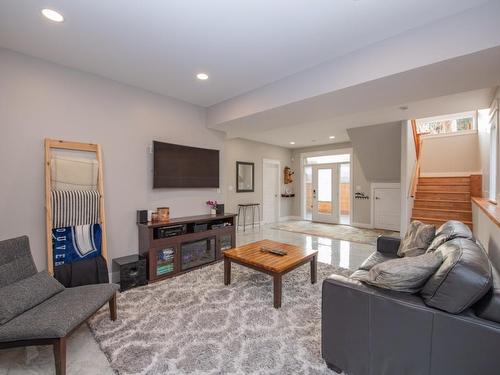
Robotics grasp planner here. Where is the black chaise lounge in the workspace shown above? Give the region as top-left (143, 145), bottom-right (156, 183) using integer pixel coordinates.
top-left (0, 235), bottom-right (118, 375)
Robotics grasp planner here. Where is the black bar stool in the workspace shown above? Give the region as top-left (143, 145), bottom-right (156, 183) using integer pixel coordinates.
top-left (237, 203), bottom-right (261, 232)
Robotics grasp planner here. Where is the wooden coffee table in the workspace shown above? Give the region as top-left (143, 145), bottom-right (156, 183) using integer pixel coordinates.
top-left (223, 239), bottom-right (318, 308)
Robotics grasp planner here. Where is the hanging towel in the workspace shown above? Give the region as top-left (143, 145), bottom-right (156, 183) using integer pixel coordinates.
top-left (51, 155), bottom-right (98, 190)
top-left (52, 224), bottom-right (102, 266)
top-left (51, 190), bottom-right (100, 228)
top-left (54, 256), bottom-right (109, 287)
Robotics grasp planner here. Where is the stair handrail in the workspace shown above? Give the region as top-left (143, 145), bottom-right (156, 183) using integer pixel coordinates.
top-left (409, 119), bottom-right (422, 198)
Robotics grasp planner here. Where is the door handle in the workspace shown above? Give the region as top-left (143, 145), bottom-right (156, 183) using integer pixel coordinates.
top-left (375, 197), bottom-right (380, 200)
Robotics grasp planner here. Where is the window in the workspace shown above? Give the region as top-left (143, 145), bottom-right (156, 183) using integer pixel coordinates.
top-left (305, 154), bottom-right (350, 164)
top-left (416, 112), bottom-right (475, 135)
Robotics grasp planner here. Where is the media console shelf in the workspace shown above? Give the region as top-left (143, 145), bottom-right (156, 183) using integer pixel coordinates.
top-left (138, 213), bottom-right (237, 282)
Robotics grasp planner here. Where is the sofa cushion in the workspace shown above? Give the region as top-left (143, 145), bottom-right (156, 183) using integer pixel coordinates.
top-left (426, 220), bottom-right (474, 253)
top-left (473, 265), bottom-right (500, 324)
top-left (0, 283), bottom-right (119, 341)
top-left (0, 236), bottom-right (37, 288)
top-left (398, 221), bottom-right (436, 257)
top-left (0, 271), bottom-right (64, 325)
top-left (358, 252), bottom-right (397, 271)
top-left (421, 238), bottom-right (492, 314)
top-left (352, 252), bottom-right (443, 293)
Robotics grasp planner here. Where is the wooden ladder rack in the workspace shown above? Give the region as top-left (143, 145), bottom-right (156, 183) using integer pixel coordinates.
top-left (44, 139), bottom-right (107, 275)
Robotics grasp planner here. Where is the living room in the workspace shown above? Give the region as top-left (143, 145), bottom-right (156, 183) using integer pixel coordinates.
top-left (1, 1), bottom-right (500, 374)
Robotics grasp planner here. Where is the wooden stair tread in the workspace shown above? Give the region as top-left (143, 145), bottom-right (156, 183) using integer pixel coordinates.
top-left (413, 208), bottom-right (472, 214)
top-left (418, 181), bottom-right (470, 186)
top-left (414, 199), bottom-right (470, 203)
top-left (416, 191), bottom-right (470, 194)
top-left (411, 216), bottom-right (473, 225)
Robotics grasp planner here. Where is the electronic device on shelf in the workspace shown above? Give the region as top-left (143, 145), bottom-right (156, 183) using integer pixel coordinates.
top-left (260, 246), bottom-right (287, 256)
top-left (154, 224), bottom-right (186, 239)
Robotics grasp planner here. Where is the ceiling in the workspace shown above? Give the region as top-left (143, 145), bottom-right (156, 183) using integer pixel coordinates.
top-left (0, 0), bottom-right (492, 106)
top-left (245, 88), bottom-right (496, 149)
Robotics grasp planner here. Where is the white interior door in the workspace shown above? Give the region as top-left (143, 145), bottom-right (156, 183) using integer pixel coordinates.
top-left (263, 161), bottom-right (280, 223)
top-left (312, 164), bottom-right (339, 224)
top-left (373, 187), bottom-right (401, 231)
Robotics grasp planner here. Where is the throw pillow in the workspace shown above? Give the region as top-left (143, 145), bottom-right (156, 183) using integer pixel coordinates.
top-left (0, 271), bottom-right (65, 325)
top-left (426, 220), bottom-right (474, 253)
top-left (353, 252), bottom-right (443, 293)
top-left (421, 238), bottom-right (492, 314)
top-left (397, 221), bottom-right (436, 257)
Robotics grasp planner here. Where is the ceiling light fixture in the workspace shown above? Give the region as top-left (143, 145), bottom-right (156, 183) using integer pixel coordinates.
top-left (41, 8), bottom-right (64, 23)
top-left (290, 141), bottom-right (295, 145)
top-left (196, 73), bottom-right (209, 80)
top-left (329, 135), bottom-right (335, 139)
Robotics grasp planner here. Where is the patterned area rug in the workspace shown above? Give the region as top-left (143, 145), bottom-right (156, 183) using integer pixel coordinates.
top-left (271, 221), bottom-right (399, 245)
top-left (88, 261), bottom-right (352, 374)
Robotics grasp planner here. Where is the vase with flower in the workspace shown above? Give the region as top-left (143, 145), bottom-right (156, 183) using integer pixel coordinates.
top-left (206, 200), bottom-right (218, 215)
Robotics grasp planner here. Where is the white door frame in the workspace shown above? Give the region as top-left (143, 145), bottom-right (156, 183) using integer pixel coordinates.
top-left (300, 148), bottom-right (353, 223)
top-left (262, 158), bottom-right (281, 223)
top-left (371, 182), bottom-right (401, 230)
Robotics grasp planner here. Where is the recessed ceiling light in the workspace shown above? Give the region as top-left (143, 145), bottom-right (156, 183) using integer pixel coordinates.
top-left (329, 135), bottom-right (335, 139)
top-left (196, 73), bottom-right (209, 80)
top-left (289, 141), bottom-right (295, 145)
top-left (41, 8), bottom-right (64, 23)
top-left (399, 106), bottom-right (409, 111)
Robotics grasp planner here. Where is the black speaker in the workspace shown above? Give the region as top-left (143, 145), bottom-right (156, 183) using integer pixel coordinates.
top-left (137, 210), bottom-right (148, 224)
top-left (216, 204), bottom-right (224, 215)
top-left (113, 255), bottom-right (147, 292)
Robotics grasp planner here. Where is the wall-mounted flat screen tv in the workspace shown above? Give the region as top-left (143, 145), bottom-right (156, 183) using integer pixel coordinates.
top-left (153, 141), bottom-right (220, 188)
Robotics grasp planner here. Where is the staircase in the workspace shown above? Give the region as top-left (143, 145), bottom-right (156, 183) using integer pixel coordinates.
top-left (411, 176), bottom-right (472, 229)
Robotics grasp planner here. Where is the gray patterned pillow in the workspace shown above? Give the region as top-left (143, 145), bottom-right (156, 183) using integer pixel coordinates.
top-left (354, 252), bottom-right (443, 293)
top-left (398, 221), bottom-right (436, 257)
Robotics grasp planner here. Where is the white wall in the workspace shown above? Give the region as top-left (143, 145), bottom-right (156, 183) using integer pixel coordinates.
top-left (0, 48), bottom-right (226, 271)
top-left (224, 138), bottom-right (294, 221)
top-left (473, 204), bottom-right (500, 266)
top-left (420, 132), bottom-right (481, 176)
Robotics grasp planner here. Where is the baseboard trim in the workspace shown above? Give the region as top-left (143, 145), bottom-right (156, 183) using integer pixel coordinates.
top-left (279, 215), bottom-right (302, 221)
top-left (351, 222), bottom-right (373, 229)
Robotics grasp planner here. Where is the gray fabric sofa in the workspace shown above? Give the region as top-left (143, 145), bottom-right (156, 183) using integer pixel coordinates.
top-left (0, 236), bottom-right (119, 375)
top-left (322, 221), bottom-right (500, 375)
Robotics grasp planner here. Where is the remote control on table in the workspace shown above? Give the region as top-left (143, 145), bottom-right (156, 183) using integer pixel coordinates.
top-left (260, 246), bottom-right (287, 256)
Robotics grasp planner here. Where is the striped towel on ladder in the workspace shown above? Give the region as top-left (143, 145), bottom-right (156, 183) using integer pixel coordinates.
top-left (52, 190), bottom-right (100, 228)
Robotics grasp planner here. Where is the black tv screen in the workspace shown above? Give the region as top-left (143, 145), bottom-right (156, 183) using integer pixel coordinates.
top-left (153, 141), bottom-right (220, 188)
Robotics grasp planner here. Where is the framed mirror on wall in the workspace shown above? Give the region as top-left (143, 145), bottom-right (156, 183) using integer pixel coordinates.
top-left (236, 161), bottom-right (254, 192)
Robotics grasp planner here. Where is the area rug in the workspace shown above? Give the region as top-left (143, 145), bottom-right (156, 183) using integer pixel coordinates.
top-left (88, 261), bottom-right (352, 374)
top-left (271, 221), bottom-right (399, 245)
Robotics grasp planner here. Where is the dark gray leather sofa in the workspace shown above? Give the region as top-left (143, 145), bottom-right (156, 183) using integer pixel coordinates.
top-left (322, 221), bottom-right (500, 375)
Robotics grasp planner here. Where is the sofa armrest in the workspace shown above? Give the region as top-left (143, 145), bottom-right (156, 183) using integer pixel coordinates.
top-left (376, 235), bottom-right (401, 255)
top-left (322, 274), bottom-right (436, 375)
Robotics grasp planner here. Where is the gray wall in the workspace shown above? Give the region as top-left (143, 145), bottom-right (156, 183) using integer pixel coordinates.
top-left (224, 138), bottom-right (294, 220)
top-left (0, 48), bottom-right (226, 271)
top-left (347, 122), bottom-right (402, 182)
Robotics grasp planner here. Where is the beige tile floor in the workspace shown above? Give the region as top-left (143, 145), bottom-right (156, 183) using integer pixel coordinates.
top-left (0, 222), bottom-right (376, 374)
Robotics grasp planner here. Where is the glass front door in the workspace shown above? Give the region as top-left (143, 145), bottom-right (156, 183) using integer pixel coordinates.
top-left (312, 164), bottom-right (339, 224)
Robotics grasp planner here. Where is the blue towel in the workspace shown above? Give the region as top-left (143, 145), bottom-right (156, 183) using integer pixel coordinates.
top-left (52, 224), bottom-right (102, 266)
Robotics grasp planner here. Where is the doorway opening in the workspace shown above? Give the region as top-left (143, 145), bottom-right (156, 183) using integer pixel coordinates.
top-left (302, 151), bottom-right (352, 225)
